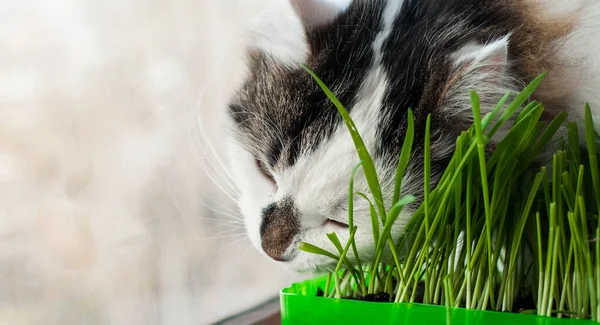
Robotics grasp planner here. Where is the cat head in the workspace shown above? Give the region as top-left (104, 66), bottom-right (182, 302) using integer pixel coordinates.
top-left (225, 0), bottom-right (542, 273)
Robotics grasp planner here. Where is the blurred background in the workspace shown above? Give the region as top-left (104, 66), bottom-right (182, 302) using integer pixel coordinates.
top-left (0, 0), bottom-right (303, 324)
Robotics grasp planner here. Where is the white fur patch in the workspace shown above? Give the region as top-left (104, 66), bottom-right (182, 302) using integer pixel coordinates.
top-left (451, 35), bottom-right (510, 69)
top-left (223, 0), bottom-right (308, 66)
top-left (227, 140), bottom-right (277, 254)
top-left (550, 0), bottom-right (600, 131)
top-left (291, 0), bottom-right (351, 29)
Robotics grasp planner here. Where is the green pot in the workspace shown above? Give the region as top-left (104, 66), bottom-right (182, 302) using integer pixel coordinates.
top-left (280, 276), bottom-right (596, 325)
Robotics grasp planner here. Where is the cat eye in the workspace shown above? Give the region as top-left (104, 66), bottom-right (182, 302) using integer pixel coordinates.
top-left (255, 159), bottom-right (276, 184)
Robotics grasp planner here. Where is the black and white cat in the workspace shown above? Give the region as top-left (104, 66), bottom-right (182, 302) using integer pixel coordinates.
top-left (224, 0), bottom-right (600, 273)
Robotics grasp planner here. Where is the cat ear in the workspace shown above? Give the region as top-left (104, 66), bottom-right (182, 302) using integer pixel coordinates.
top-left (451, 35), bottom-right (510, 77)
top-left (440, 35), bottom-right (513, 124)
top-left (242, 0), bottom-right (350, 66)
top-left (241, 1), bottom-right (309, 66)
top-left (290, 0), bottom-right (351, 29)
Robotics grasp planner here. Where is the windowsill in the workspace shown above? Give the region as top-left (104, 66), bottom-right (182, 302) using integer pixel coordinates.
top-left (213, 296), bottom-right (280, 325)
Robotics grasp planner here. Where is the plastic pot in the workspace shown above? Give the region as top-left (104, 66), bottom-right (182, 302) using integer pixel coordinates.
top-left (280, 276), bottom-right (595, 325)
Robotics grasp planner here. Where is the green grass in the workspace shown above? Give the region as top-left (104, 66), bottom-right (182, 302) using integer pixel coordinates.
top-left (299, 65), bottom-right (600, 321)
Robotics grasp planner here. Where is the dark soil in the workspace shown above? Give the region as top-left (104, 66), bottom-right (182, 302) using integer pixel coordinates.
top-left (511, 294), bottom-right (536, 314)
top-left (313, 282), bottom-right (424, 303)
top-left (361, 292), bottom-right (391, 302)
top-left (315, 282), bottom-right (537, 314)
top-left (414, 281), bottom-right (425, 303)
top-left (315, 287), bottom-right (391, 302)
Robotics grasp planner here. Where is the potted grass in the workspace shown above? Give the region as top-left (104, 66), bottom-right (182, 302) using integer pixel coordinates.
top-left (279, 67), bottom-right (600, 325)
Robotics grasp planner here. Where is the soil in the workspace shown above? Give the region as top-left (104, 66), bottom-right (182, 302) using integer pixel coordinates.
top-left (360, 292), bottom-right (391, 302)
top-left (511, 294), bottom-right (536, 314)
top-left (315, 287), bottom-right (391, 302)
top-left (315, 282), bottom-right (537, 314)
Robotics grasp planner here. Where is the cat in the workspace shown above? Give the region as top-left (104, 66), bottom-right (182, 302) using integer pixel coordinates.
top-left (224, 0), bottom-right (600, 274)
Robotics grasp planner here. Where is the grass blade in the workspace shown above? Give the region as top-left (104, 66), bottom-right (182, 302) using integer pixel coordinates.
top-left (393, 109), bottom-right (415, 204)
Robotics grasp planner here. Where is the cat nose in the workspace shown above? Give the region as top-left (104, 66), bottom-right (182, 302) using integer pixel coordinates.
top-left (260, 198), bottom-right (300, 262)
top-left (264, 249), bottom-right (286, 262)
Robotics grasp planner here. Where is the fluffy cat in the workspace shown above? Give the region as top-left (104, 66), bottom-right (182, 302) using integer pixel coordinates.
top-left (225, 0), bottom-right (600, 273)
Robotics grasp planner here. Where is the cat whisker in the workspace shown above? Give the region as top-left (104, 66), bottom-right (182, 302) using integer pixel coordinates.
top-left (195, 216), bottom-right (245, 226)
top-left (195, 107), bottom-right (239, 192)
top-left (203, 205), bottom-right (244, 222)
top-left (241, 242), bottom-right (254, 256)
top-left (191, 142), bottom-right (239, 198)
top-left (165, 188), bottom-right (244, 226)
top-left (190, 92), bottom-right (240, 199)
top-left (204, 231), bottom-right (248, 241)
top-left (205, 197), bottom-right (240, 217)
top-left (206, 224), bottom-right (246, 235)
top-left (200, 193), bottom-right (239, 213)
top-left (189, 133), bottom-right (239, 202)
top-left (199, 196), bottom-right (244, 222)
top-left (213, 236), bottom-right (249, 256)
top-left (210, 226), bottom-right (246, 235)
